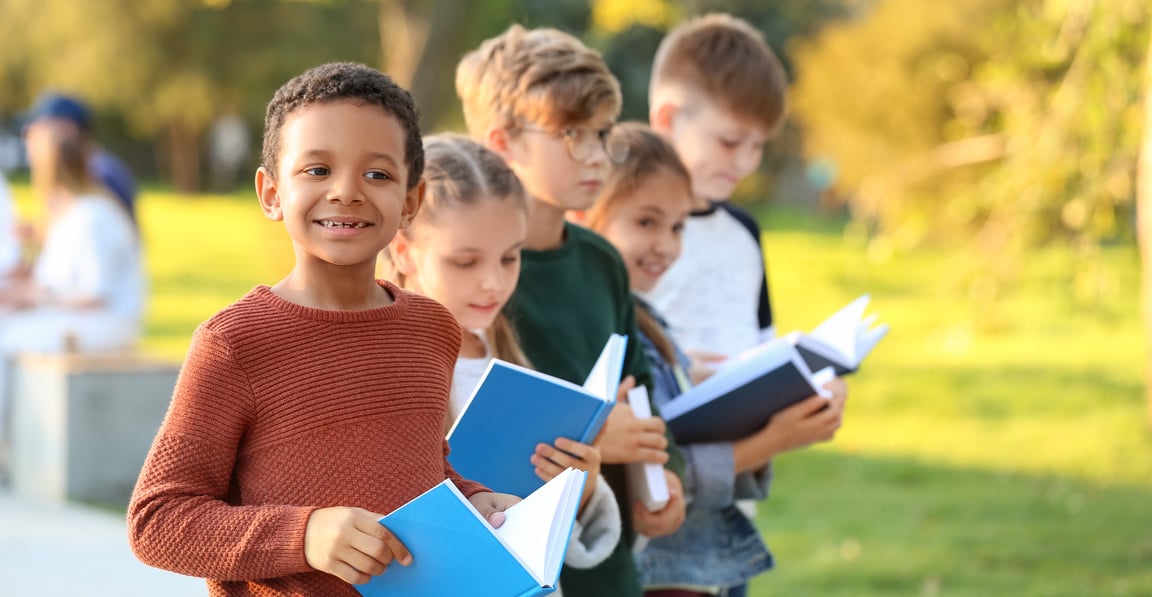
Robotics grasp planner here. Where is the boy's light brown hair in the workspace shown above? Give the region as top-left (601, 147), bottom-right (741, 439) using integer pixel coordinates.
top-left (650, 13), bottom-right (788, 135)
top-left (456, 24), bottom-right (622, 138)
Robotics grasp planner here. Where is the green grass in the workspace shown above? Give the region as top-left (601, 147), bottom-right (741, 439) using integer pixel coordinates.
top-left (748, 205), bottom-right (1152, 595)
top-left (14, 188), bottom-right (1151, 594)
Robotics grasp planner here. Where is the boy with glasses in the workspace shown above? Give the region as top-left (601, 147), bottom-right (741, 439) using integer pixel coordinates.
top-left (457, 24), bottom-right (687, 597)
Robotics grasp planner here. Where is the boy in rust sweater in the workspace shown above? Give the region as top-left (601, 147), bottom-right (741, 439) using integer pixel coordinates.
top-left (127, 62), bottom-right (516, 596)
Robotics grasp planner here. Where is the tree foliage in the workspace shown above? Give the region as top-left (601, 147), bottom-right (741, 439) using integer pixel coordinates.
top-left (0, 0), bottom-right (379, 189)
top-left (792, 0), bottom-right (1150, 308)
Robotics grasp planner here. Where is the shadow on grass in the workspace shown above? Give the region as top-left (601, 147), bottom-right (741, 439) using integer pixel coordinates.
top-left (748, 450), bottom-right (1152, 596)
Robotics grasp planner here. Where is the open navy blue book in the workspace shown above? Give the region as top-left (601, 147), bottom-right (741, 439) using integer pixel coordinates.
top-left (661, 338), bottom-right (833, 444)
top-left (447, 334), bottom-right (626, 497)
top-left (789, 294), bottom-right (889, 376)
top-left (357, 467), bottom-right (587, 597)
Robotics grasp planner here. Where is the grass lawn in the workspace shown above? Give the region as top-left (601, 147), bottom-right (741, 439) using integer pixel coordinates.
top-left (13, 187), bottom-right (1152, 595)
top-left (749, 206), bottom-right (1152, 595)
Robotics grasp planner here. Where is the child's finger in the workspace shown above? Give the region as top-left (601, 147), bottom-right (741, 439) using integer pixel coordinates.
top-left (330, 560), bottom-right (372, 585)
top-left (637, 430), bottom-right (668, 451)
top-left (345, 544), bottom-right (390, 577)
top-left (553, 438), bottom-right (597, 462)
top-left (360, 520), bottom-right (411, 567)
top-left (616, 376), bottom-right (637, 402)
top-left (787, 395), bottom-right (831, 419)
top-left (637, 416), bottom-right (667, 434)
top-left (689, 349), bottom-right (728, 363)
top-left (380, 530), bottom-right (411, 567)
top-left (633, 446), bottom-right (670, 465)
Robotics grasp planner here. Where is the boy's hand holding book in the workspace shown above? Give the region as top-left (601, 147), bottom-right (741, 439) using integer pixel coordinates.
top-left (599, 376), bottom-right (670, 466)
top-left (532, 436), bottom-right (601, 513)
top-left (685, 349), bottom-right (726, 385)
top-left (467, 491), bottom-right (522, 528)
top-left (632, 469), bottom-right (686, 539)
top-left (305, 492), bottom-right (519, 586)
top-left (304, 506), bottom-right (413, 586)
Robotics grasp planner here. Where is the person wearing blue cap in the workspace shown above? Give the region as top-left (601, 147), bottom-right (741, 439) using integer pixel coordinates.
top-left (1, 101), bottom-right (145, 478)
top-left (22, 93), bottom-right (138, 223)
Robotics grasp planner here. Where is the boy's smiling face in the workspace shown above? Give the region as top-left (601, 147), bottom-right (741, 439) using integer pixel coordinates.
top-left (257, 100), bottom-right (422, 274)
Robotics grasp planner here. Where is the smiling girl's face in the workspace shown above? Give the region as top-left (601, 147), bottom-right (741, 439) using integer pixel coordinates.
top-left (596, 167), bottom-right (692, 293)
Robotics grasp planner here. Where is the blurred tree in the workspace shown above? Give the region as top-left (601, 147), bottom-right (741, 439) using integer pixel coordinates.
top-left (1139, 24), bottom-right (1152, 426)
top-left (380, 0), bottom-right (522, 133)
top-left (0, 0), bottom-right (379, 191)
top-left (792, 0), bottom-right (1149, 318)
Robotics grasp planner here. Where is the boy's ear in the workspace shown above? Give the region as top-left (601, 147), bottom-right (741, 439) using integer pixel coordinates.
top-left (650, 101), bottom-right (679, 136)
top-left (255, 166), bottom-right (283, 221)
top-left (485, 126), bottom-right (510, 158)
top-left (400, 178), bottom-right (425, 231)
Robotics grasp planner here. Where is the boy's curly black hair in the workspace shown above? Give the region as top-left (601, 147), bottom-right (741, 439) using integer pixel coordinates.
top-left (261, 62), bottom-right (424, 189)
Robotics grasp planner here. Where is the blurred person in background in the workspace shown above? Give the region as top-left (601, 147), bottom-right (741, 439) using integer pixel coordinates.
top-left (21, 93), bottom-right (138, 224)
top-left (0, 123), bottom-right (145, 475)
top-left (207, 108), bottom-right (251, 192)
top-left (0, 171), bottom-right (18, 280)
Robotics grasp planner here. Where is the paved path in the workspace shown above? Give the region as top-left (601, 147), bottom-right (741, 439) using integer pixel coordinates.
top-left (0, 491), bottom-right (205, 596)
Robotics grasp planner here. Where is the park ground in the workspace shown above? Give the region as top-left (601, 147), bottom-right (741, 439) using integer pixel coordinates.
top-left (11, 186), bottom-right (1152, 596)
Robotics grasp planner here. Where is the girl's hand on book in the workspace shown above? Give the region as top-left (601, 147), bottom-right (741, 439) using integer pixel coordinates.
top-left (766, 391), bottom-right (846, 451)
top-left (599, 400), bottom-right (670, 465)
top-left (734, 384), bottom-right (847, 473)
top-left (303, 506), bottom-right (411, 585)
top-left (468, 491), bottom-right (520, 528)
top-left (633, 469), bottom-right (686, 538)
top-left (532, 437), bottom-right (601, 511)
top-left (686, 350), bottom-right (726, 385)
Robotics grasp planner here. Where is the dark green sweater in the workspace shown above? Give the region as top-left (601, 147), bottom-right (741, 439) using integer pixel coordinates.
top-left (505, 223), bottom-right (685, 597)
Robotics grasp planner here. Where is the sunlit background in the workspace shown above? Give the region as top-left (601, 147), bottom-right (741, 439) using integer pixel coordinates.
top-left (2, 0), bottom-right (1150, 594)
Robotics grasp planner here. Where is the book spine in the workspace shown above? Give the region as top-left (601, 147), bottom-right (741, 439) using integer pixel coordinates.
top-left (580, 401), bottom-right (614, 444)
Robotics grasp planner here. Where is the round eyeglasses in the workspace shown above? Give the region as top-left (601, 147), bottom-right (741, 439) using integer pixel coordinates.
top-left (518, 124), bottom-right (630, 164)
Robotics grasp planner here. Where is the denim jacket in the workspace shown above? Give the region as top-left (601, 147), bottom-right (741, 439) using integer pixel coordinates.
top-left (633, 297), bottom-right (774, 590)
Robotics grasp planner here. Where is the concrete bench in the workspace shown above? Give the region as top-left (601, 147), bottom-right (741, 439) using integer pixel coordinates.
top-left (9, 351), bottom-right (178, 507)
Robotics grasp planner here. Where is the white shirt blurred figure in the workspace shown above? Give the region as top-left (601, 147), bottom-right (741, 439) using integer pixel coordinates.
top-left (208, 110), bottom-right (250, 191)
top-left (0, 172), bottom-right (19, 282)
top-left (0, 116), bottom-right (145, 459)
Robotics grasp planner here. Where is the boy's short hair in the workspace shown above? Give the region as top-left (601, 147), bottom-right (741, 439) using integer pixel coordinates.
top-left (585, 122), bottom-right (691, 231)
top-left (456, 24), bottom-right (622, 138)
top-left (650, 14), bottom-right (788, 135)
top-left (261, 62), bottom-right (424, 189)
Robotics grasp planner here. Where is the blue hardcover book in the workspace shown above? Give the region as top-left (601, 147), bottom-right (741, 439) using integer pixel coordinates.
top-left (661, 338), bottom-right (834, 444)
top-left (357, 467), bottom-right (587, 597)
top-left (447, 334), bottom-right (626, 497)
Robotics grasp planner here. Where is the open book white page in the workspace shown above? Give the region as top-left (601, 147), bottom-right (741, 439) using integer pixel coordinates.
top-left (492, 467), bottom-right (586, 585)
top-left (582, 334), bottom-right (627, 400)
top-left (856, 314), bottom-right (890, 360)
top-left (810, 295), bottom-right (871, 364)
top-left (625, 386), bottom-right (670, 512)
top-left (800, 294), bottom-right (889, 370)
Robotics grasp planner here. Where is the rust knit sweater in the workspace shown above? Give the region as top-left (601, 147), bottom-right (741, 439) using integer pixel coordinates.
top-left (128, 282), bottom-right (486, 596)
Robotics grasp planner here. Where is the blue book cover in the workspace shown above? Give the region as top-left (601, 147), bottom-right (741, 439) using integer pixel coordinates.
top-left (447, 335), bottom-right (624, 498)
top-left (661, 339), bottom-right (832, 444)
top-left (357, 468), bottom-right (587, 597)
